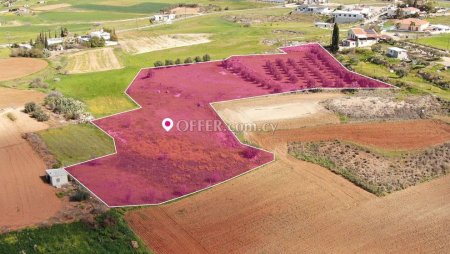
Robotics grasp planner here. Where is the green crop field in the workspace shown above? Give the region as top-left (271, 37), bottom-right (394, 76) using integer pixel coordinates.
top-left (0, 210), bottom-right (150, 254)
top-left (416, 34), bottom-right (450, 51)
top-left (38, 123), bottom-right (115, 166)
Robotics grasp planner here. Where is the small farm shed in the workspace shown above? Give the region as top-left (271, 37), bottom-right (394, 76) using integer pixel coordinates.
top-left (387, 47), bottom-right (408, 60)
top-left (45, 168), bottom-right (69, 188)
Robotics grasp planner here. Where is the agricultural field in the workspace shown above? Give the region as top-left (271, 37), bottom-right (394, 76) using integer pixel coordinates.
top-left (65, 47), bottom-right (123, 74)
top-left (65, 44), bottom-right (391, 207)
top-left (0, 0), bottom-right (449, 252)
top-left (125, 90), bottom-right (450, 253)
top-left (0, 58), bottom-right (48, 82)
top-left (0, 88), bottom-right (61, 232)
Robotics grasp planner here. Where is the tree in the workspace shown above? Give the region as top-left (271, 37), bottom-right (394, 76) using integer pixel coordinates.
top-left (184, 57), bottom-right (193, 64)
top-left (194, 56), bottom-right (202, 62)
top-left (175, 58), bottom-right (181, 65)
top-left (165, 59), bottom-right (174, 65)
top-left (202, 54), bottom-right (211, 62)
top-left (330, 23), bottom-right (339, 53)
top-left (394, 67), bottom-right (408, 77)
top-left (110, 28), bottom-right (118, 41)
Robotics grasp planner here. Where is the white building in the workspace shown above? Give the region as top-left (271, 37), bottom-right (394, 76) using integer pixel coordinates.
top-left (18, 43), bottom-right (32, 50)
top-left (343, 27), bottom-right (379, 48)
top-left (302, 0), bottom-right (329, 4)
top-left (315, 22), bottom-right (333, 29)
top-left (332, 10), bottom-right (364, 24)
top-left (428, 25), bottom-right (450, 34)
top-left (46, 168), bottom-right (69, 188)
top-left (151, 14), bottom-right (176, 23)
top-left (90, 29), bottom-right (111, 40)
top-left (47, 37), bottom-right (63, 46)
top-left (387, 47), bottom-right (408, 60)
top-left (296, 5), bottom-right (332, 15)
top-left (401, 7), bottom-right (420, 16)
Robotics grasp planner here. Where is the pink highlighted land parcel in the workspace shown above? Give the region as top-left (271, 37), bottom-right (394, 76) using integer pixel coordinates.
top-left (66, 44), bottom-right (392, 206)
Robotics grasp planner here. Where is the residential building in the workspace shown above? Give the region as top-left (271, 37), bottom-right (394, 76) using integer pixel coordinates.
top-left (332, 10), bottom-right (364, 23)
top-left (47, 37), bottom-right (64, 46)
top-left (394, 18), bottom-right (430, 31)
top-left (343, 27), bottom-right (379, 47)
top-left (387, 47), bottom-right (408, 60)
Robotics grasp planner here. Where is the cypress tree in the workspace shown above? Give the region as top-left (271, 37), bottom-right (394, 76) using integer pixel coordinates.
top-left (330, 23), bottom-right (339, 53)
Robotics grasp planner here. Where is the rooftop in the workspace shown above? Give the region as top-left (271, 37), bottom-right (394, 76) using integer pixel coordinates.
top-left (46, 168), bottom-right (68, 178)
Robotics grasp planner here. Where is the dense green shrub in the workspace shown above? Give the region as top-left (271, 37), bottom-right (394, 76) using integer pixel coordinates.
top-left (24, 102), bottom-right (38, 113)
top-left (202, 54), bottom-right (211, 62)
top-left (154, 60), bottom-right (163, 67)
top-left (31, 109), bottom-right (50, 122)
top-left (184, 57), bottom-right (193, 63)
top-left (44, 92), bottom-right (89, 120)
top-left (70, 189), bottom-right (90, 202)
top-left (194, 56), bottom-right (202, 62)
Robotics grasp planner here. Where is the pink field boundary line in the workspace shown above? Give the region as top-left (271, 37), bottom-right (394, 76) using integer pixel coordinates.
top-left (64, 42), bottom-right (397, 208)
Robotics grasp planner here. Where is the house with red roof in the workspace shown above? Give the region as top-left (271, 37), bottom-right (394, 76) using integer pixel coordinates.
top-left (343, 27), bottom-right (380, 48)
top-left (395, 18), bottom-right (430, 32)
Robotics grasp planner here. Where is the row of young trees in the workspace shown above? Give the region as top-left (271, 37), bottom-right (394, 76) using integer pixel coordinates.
top-left (153, 54), bottom-right (211, 67)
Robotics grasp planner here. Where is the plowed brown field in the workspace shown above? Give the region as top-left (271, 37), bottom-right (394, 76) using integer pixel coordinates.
top-left (258, 119), bottom-right (450, 151)
top-left (126, 98), bottom-right (450, 253)
top-left (0, 90), bottom-right (62, 231)
top-left (0, 58), bottom-right (48, 81)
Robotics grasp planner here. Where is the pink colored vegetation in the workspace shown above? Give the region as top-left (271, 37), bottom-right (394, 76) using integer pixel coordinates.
top-left (66, 44), bottom-right (392, 206)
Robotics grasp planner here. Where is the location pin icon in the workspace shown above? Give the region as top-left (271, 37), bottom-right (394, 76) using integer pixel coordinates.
top-left (162, 118), bottom-right (174, 132)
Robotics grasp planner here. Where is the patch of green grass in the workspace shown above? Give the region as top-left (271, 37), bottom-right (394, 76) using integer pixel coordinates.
top-left (415, 34), bottom-right (450, 51)
top-left (74, 2), bottom-right (170, 14)
top-left (0, 209), bottom-right (150, 254)
top-left (0, 48), bottom-right (10, 58)
top-left (38, 123), bottom-right (115, 166)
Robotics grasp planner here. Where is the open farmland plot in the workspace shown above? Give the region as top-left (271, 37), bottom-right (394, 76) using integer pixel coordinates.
top-left (65, 44), bottom-right (393, 207)
top-left (66, 48), bottom-right (123, 74)
top-left (125, 102), bottom-right (450, 253)
top-left (0, 58), bottom-right (48, 82)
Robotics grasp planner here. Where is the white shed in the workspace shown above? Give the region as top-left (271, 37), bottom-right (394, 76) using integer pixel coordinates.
top-left (46, 168), bottom-right (69, 188)
top-left (387, 47), bottom-right (408, 60)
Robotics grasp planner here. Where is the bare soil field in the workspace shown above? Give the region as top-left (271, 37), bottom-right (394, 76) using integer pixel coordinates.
top-left (0, 109), bottom-right (62, 231)
top-left (126, 92), bottom-right (450, 253)
top-left (65, 48), bottom-right (122, 74)
top-left (127, 140), bottom-right (450, 253)
top-left (0, 87), bottom-right (46, 109)
top-left (31, 3), bottom-right (71, 11)
top-left (213, 92), bottom-right (343, 129)
top-left (257, 119), bottom-right (450, 151)
top-left (0, 58), bottom-right (48, 82)
top-left (170, 7), bottom-right (200, 15)
top-left (119, 33), bottom-right (211, 55)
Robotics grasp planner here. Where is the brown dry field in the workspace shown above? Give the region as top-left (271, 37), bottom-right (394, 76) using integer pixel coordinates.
top-left (0, 58), bottom-right (48, 82)
top-left (119, 33), bottom-right (210, 55)
top-left (0, 89), bottom-right (62, 231)
top-left (0, 87), bottom-right (46, 109)
top-left (170, 7), bottom-right (200, 15)
top-left (126, 93), bottom-right (450, 253)
top-left (0, 110), bottom-right (62, 231)
top-left (31, 3), bottom-right (71, 11)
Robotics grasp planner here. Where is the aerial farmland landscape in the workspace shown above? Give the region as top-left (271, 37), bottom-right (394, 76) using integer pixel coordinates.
top-left (0, 0), bottom-right (449, 253)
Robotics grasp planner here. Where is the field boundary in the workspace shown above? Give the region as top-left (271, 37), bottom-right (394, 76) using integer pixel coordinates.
top-left (64, 43), bottom-right (397, 208)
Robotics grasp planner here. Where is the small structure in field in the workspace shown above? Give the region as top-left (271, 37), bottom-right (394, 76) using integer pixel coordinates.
top-left (332, 10), bottom-right (365, 24)
top-left (401, 7), bottom-right (420, 16)
top-left (151, 14), bottom-right (176, 23)
top-left (387, 47), bottom-right (408, 60)
top-left (427, 25), bottom-right (450, 35)
top-left (90, 29), bottom-right (111, 40)
top-left (315, 22), bottom-right (333, 29)
top-left (46, 168), bottom-right (69, 188)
